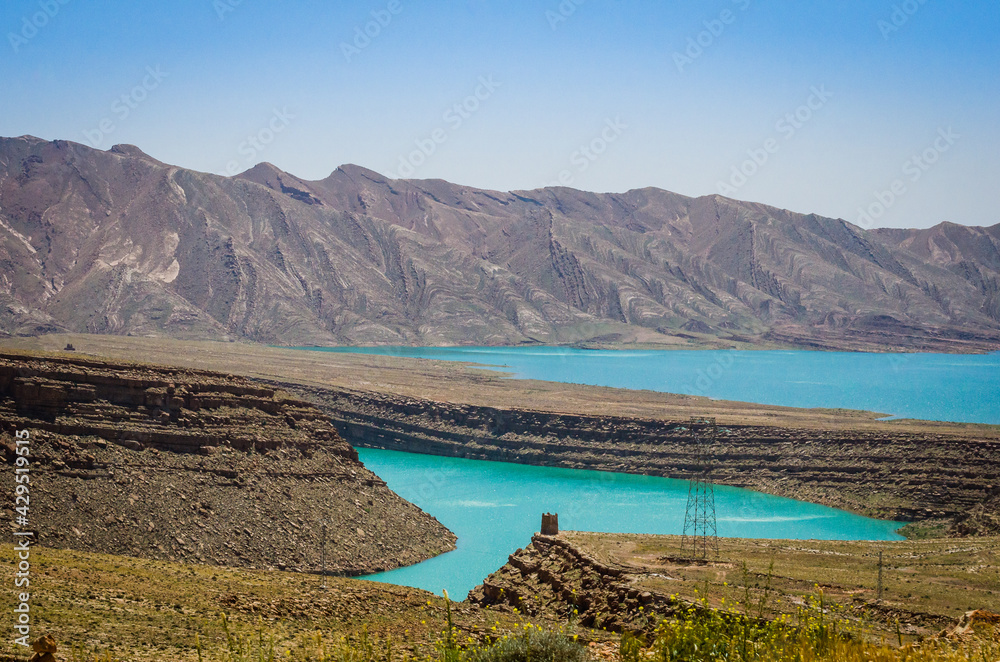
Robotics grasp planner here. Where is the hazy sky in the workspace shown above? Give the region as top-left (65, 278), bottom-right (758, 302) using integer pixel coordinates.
top-left (2, 0), bottom-right (997, 229)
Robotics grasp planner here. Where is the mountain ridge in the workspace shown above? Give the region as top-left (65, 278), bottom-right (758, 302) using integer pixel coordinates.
top-left (1, 135), bottom-right (998, 351)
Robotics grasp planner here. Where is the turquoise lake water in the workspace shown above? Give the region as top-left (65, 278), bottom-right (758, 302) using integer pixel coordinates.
top-left (298, 347), bottom-right (1000, 425)
top-left (358, 448), bottom-right (904, 599)
top-left (296, 347), bottom-right (995, 597)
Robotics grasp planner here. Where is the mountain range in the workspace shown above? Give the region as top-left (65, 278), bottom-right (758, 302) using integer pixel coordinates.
top-left (2, 135), bottom-right (998, 351)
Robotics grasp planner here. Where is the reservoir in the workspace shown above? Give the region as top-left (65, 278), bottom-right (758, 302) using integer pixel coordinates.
top-left (358, 448), bottom-right (904, 599)
top-left (298, 347), bottom-right (1000, 425)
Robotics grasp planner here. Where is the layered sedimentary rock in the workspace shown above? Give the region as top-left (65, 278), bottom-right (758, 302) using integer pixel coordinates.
top-left (468, 534), bottom-right (676, 634)
top-left (0, 352), bottom-right (455, 574)
top-left (950, 491), bottom-right (1000, 536)
top-left (467, 534), bottom-right (656, 631)
top-left (275, 381), bottom-right (999, 530)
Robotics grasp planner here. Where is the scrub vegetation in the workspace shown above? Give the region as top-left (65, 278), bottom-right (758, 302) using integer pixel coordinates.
top-left (3, 543), bottom-right (996, 662)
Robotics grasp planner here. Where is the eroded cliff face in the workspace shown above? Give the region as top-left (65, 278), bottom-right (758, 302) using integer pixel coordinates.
top-left (276, 382), bottom-right (1000, 531)
top-left (0, 352), bottom-right (456, 574)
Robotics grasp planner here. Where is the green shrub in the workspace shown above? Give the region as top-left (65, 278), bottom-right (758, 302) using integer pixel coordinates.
top-left (466, 628), bottom-right (592, 662)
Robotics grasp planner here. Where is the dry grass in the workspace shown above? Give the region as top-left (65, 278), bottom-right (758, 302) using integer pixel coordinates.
top-left (1, 542), bottom-right (995, 661)
top-left (620, 598), bottom-right (999, 662)
top-left (563, 531), bottom-right (1000, 641)
top-left (0, 545), bottom-right (578, 662)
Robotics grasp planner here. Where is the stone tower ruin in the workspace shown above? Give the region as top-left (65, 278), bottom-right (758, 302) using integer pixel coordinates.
top-left (541, 512), bottom-right (559, 535)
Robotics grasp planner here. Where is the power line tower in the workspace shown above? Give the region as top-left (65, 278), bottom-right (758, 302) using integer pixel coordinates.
top-left (681, 416), bottom-right (719, 559)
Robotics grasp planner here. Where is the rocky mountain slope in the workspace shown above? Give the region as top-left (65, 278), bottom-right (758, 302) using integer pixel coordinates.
top-left (2, 135), bottom-right (998, 349)
top-left (0, 351), bottom-right (455, 573)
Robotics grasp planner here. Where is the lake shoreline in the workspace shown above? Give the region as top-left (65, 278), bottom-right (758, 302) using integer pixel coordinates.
top-left (294, 345), bottom-right (1000, 425)
top-left (279, 379), bottom-right (997, 537)
top-left (5, 334), bottom-right (997, 538)
top-left (358, 447), bottom-right (903, 598)
top-left (286, 340), bottom-right (1000, 355)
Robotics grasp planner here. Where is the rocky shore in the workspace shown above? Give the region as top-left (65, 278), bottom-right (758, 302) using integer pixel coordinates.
top-left (0, 352), bottom-right (456, 574)
top-left (275, 381), bottom-right (1000, 534)
top-left (467, 531), bottom-right (999, 641)
top-left (468, 533), bottom-right (675, 634)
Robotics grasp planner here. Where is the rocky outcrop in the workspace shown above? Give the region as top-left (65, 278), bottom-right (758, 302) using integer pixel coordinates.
top-left (0, 353), bottom-right (358, 457)
top-left (468, 534), bottom-right (685, 634)
top-left (469, 532), bottom-right (990, 641)
top-left (949, 487), bottom-right (1000, 536)
top-left (0, 352), bottom-right (456, 574)
top-left (937, 610), bottom-right (1000, 640)
top-left (273, 381), bottom-right (1000, 527)
top-left (28, 635), bottom-right (58, 662)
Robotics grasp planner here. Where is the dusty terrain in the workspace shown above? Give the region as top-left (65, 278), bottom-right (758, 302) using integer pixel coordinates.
top-left (1, 535), bottom-right (994, 661)
top-left (469, 531), bottom-right (1000, 642)
top-left (6, 334), bottom-right (998, 534)
top-left (0, 350), bottom-right (455, 575)
top-left (0, 532), bottom-right (1000, 662)
top-left (0, 544), bottom-right (599, 662)
top-left (3, 135), bottom-right (999, 350)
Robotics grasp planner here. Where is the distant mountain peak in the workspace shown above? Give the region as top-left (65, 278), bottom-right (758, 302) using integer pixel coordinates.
top-left (237, 161), bottom-right (324, 206)
top-left (326, 163), bottom-right (393, 185)
top-left (1, 135), bottom-right (998, 351)
top-left (238, 161), bottom-right (285, 178)
top-left (108, 143), bottom-right (165, 165)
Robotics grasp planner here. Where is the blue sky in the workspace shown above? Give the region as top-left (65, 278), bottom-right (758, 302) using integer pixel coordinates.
top-left (2, 0), bottom-right (997, 228)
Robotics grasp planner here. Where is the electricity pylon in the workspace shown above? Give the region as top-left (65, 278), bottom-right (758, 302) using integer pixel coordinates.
top-left (681, 416), bottom-right (719, 558)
